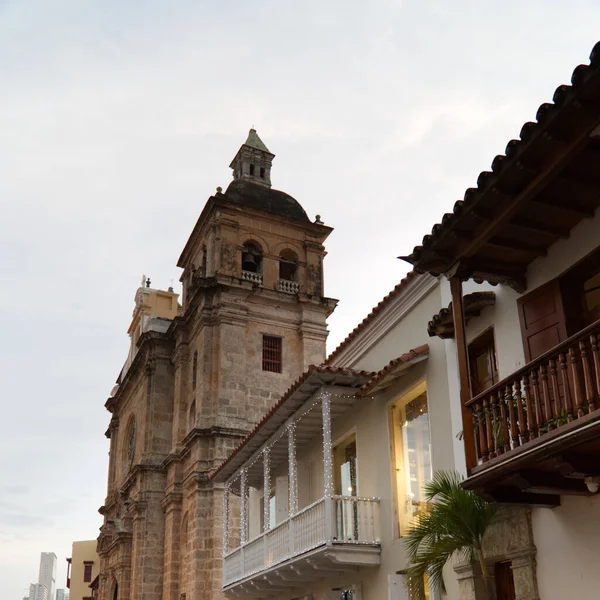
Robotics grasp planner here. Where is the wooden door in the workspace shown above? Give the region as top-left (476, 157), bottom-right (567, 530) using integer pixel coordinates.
top-left (517, 279), bottom-right (567, 362)
top-left (495, 561), bottom-right (516, 600)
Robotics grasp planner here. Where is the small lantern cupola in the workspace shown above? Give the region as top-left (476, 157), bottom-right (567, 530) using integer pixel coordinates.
top-left (229, 129), bottom-right (275, 188)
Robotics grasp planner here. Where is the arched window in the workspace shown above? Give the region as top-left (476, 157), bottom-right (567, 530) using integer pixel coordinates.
top-left (242, 242), bottom-right (263, 274)
top-left (188, 400), bottom-right (196, 430)
top-left (279, 249), bottom-right (298, 281)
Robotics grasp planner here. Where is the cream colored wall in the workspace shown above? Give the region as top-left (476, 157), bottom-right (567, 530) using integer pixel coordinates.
top-left (532, 496), bottom-right (600, 599)
top-left (70, 540), bottom-right (99, 600)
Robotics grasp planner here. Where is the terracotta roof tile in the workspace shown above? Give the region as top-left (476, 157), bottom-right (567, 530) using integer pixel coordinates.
top-left (358, 345), bottom-right (429, 396)
top-left (402, 41), bottom-right (600, 272)
top-left (325, 270), bottom-right (419, 364)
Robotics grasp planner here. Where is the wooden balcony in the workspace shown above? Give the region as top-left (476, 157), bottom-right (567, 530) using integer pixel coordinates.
top-left (222, 496), bottom-right (380, 597)
top-left (463, 318), bottom-right (600, 504)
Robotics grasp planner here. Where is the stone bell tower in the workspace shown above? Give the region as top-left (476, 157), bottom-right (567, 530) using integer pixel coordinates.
top-left (162, 129), bottom-right (337, 600)
top-left (97, 129), bottom-right (337, 600)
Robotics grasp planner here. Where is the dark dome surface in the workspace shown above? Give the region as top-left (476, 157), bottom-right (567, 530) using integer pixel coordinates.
top-left (223, 180), bottom-right (310, 223)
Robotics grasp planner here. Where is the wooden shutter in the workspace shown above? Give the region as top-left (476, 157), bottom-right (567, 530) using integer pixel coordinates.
top-left (517, 279), bottom-right (567, 362)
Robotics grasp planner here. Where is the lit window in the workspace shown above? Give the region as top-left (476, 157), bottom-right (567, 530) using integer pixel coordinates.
top-left (389, 382), bottom-right (432, 537)
top-left (262, 335), bottom-right (282, 373)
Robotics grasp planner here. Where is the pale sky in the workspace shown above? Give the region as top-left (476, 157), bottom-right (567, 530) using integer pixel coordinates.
top-left (1, 1), bottom-right (599, 597)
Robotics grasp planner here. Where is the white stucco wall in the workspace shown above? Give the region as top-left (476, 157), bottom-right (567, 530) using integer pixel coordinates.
top-left (532, 496), bottom-right (600, 599)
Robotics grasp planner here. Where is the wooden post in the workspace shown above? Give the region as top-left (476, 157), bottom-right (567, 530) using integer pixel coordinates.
top-left (450, 276), bottom-right (477, 472)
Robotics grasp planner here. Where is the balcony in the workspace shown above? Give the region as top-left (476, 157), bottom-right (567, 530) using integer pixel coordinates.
top-left (463, 318), bottom-right (600, 504)
top-left (211, 367), bottom-right (380, 597)
top-left (277, 279), bottom-right (300, 294)
top-left (223, 496), bottom-right (380, 595)
top-left (242, 270), bottom-right (263, 285)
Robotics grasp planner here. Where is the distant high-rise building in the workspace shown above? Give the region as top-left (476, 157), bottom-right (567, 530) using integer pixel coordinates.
top-left (56, 589), bottom-right (69, 600)
top-left (29, 583), bottom-right (48, 600)
top-left (38, 553), bottom-right (57, 600)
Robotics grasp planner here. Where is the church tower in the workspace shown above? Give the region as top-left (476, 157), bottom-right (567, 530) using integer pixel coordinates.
top-left (96, 130), bottom-right (337, 600)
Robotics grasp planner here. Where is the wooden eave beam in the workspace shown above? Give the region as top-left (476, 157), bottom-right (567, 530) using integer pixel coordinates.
top-left (428, 102), bottom-right (600, 277)
top-left (509, 470), bottom-right (590, 496)
top-left (484, 487), bottom-right (560, 507)
top-left (508, 216), bottom-right (571, 239)
top-left (553, 453), bottom-right (600, 478)
top-left (529, 198), bottom-right (596, 219)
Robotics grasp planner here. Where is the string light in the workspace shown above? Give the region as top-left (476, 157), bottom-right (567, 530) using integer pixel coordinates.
top-left (288, 423), bottom-right (298, 514)
top-left (321, 391), bottom-right (334, 499)
top-left (263, 447), bottom-right (271, 531)
top-left (240, 468), bottom-right (248, 545)
top-left (222, 484), bottom-right (230, 554)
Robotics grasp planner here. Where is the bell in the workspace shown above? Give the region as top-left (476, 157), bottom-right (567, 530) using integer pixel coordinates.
top-left (242, 253), bottom-right (258, 272)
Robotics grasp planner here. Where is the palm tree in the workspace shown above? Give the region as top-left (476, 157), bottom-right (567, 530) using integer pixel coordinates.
top-left (404, 470), bottom-right (498, 599)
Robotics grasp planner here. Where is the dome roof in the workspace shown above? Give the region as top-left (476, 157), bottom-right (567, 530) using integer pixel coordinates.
top-left (223, 179), bottom-right (310, 223)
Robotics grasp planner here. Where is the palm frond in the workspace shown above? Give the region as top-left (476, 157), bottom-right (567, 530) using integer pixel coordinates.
top-left (403, 470), bottom-right (498, 596)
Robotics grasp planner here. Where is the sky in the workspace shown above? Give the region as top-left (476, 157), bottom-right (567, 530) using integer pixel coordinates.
top-left (1, 0), bottom-right (599, 597)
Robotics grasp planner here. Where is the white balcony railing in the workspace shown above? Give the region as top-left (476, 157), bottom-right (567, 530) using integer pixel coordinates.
top-left (277, 279), bottom-right (300, 294)
top-left (241, 270), bottom-right (263, 284)
top-left (223, 496), bottom-right (380, 587)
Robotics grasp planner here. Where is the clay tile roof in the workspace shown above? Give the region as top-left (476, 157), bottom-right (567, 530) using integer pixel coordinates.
top-left (210, 364), bottom-right (374, 482)
top-left (325, 270), bottom-right (420, 364)
top-left (401, 40), bottom-right (600, 275)
top-left (358, 344), bottom-right (429, 396)
top-left (428, 291), bottom-right (496, 339)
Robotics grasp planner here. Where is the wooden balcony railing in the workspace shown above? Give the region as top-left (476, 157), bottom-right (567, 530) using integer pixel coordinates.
top-left (467, 318), bottom-right (600, 465)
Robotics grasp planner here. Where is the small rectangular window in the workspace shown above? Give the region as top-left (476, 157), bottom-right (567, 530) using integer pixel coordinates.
top-left (84, 564), bottom-right (93, 582)
top-left (468, 329), bottom-right (498, 397)
top-left (192, 351), bottom-right (198, 389)
top-left (262, 335), bottom-right (282, 373)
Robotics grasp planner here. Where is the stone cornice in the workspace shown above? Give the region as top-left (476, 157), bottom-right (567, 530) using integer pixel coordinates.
top-left (118, 462), bottom-right (166, 495)
top-left (328, 274), bottom-right (439, 367)
top-left (160, 491), bottom-right (183, 511)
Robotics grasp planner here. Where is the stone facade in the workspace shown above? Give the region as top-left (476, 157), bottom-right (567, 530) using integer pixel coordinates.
top-left (96, 131), bottom-right (336, 600)
top-left (454, 506), bottom-right (540, 600)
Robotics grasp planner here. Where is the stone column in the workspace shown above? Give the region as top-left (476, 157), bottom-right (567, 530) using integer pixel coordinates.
top-left (511, 548), bottom-right (540, 600)
top-left (161, 492), bottom-right (183, 600)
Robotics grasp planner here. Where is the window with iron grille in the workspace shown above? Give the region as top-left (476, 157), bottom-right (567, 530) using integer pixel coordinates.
top-left (262, 335), bottom-right (282, 373)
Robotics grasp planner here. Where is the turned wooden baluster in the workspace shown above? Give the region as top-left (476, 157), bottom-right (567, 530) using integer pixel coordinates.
top-left (473, 403), bottom-right (484, 462)
top-left (569, 346), bottom-right (585, 418)
top-left (515, 380), bottom-right (526, 446)
top-left (549, 358), bottom-right (562, 425)
top-left (506, 384), bottom-right (518, 449)
top-left (523, 373), bottom-right (535, 442)
top-left (540, 364), bottom-right (553, 430)
top-left (590, 334), bottom-right (600, 412)
top-left (490, 391), bottom-right (499, 457)
top-left (484, 397), bottom-right (493, 460)
top-left (478, 401), bottom-right (489, 462)
top-left (498, 389), bottom-right (510, 453)
top-left (580, 340), bottom-right (595, 415)
top-left (558, 352), bottom-right (574, 422)
top-left (530, 368), bottom-right (543, 438)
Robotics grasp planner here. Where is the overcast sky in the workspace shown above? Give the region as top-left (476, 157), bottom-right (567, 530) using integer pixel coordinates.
top-left (1, 1), bottom-right (599, 597)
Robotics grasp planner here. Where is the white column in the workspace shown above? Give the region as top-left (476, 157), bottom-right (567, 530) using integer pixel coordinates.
top-left (223, 484), bottom-right (230, 554)
top-left (322, 391), bottom-right (334, 545)
top-left (263, 448), bottom-right (271, 531)
top-left (240, 468), bottom-right (248, 545)
top-left (288, 424), bottom-right (298, 515)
